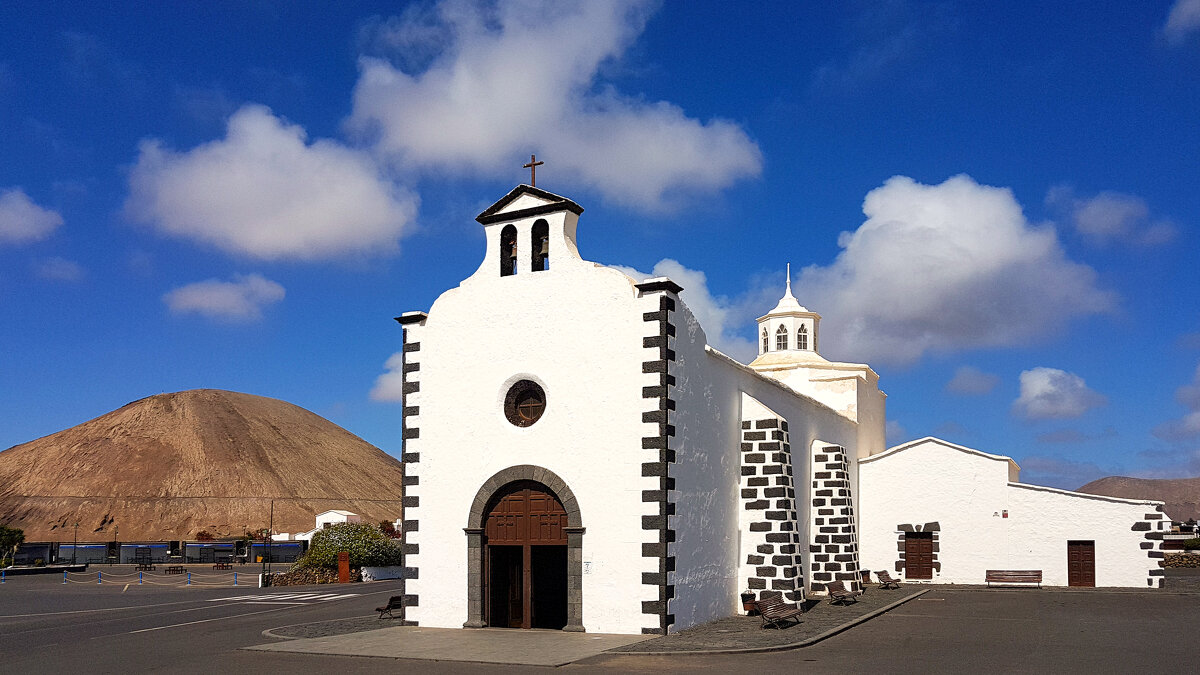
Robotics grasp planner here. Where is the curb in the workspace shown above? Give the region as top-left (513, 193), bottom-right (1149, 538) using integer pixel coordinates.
top-left (613, 589), bottom-right (929, 656)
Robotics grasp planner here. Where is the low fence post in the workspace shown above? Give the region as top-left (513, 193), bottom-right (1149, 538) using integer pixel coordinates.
top-left (63, 570), bottom-right (67, 584)
top-left (139, 571), bottom-right (143, 585)
top-left (186, 571), bottom-right (191, 586)
top-left (233, 572), bottom-right (237, 586)
top-left (97, 571), bottom-right (102, 584)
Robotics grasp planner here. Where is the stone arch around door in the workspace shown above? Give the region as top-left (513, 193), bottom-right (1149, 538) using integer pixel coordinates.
top-left (463, 465), bottom-right (585, 631)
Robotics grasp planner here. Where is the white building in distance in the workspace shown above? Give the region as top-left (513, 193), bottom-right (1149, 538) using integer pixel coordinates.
top-left (294, 510), bottom-right (363, 542)
top-left (392, 184), bottom-right (1167, 635)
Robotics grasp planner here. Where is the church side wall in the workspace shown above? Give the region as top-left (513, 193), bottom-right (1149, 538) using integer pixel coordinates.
top-left (731, 369), bottom-right (859, 601)
top-left (405, 265), bottom-right (660, 634)
top-left (665, 303), bottom-right (741, 633)
top-left (858, 440), bottom-right (1166, 587)
top-left (679, 355), bottom-right (858, 619)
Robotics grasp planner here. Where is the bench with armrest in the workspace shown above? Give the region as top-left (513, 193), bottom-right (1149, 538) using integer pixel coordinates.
top-left (135, 563), bottom-right (156, 571)
top-left (165, 565), bottom-right (186, 575)
top-left (985, 570), bottom-right (1042, 588)
top-left (825, 579), bottom-right (863, 605)
top-left (376, 595), bottom-right (405, 619)
top-left (752, 594), bottom-right (803, 629)
top-left (875, 570), bottom-right (901, 589)
top-left (213, 562), bottom-right (233, 570)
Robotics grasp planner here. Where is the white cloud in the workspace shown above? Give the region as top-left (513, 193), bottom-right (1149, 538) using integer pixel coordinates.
top-left (163, 273), bottom-right (285, 322)
top-left (792, 175), bottom-right (1113, 365)
top-left (370, 352), bottom-right (408, 402)
top-left (945, 365), bottom-right (999, 395)
top-left (885, 420), bottom-right (907, 446)
top-left (1154, 363), bottom-right (1200, 442)
top-left (1165, 0), bottom-right (1200, 44)
top-left (34, 256), bottom-right (84, 282)
top-left (0, 187), bottom-right (63, 245)
top-left (1013, 367), bottom-right (1107, 420)
top-left (1047, 186), bottom-right (1177, 246)
top-left (126, 104), bottom-right (417, 261)
top-left (610, 258), bottom-right (756, 362)
top-left (349, 0), bottom-right (761, 210)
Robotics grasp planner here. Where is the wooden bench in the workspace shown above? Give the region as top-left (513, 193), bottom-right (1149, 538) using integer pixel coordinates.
top-left (753, 595), bottom-right (802, 629)
top-left (213, 562), bottom-right (233, 570)
top-left (875, 570), bottom-right (901, 589)
top-left (985, 570), bottom-right (1042, 588)
top-left (376, 595), bottom-right (404, 619)
top-left (825, 579), bottom-right (863, 605)
top-left (165, 565), bottom-right (186, 575)
top-left (135, 563), bottom-right (155, 571)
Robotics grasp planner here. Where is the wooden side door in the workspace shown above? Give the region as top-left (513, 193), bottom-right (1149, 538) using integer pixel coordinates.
top-left (1067, 540), bottom-right (1096, 587)
top-left (904, 532), bottom-right (934, 579)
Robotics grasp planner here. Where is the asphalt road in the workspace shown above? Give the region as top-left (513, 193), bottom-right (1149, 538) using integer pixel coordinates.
top-left (0, 569), bottom-right (404, 674)
top-left (3, 569), bottom-right (1199, 674)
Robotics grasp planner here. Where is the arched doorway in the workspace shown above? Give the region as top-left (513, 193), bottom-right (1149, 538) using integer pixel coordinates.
top-left (483, 481), bottom-right (568, 629)
top-left (464, 465), bottom-right (585, 632)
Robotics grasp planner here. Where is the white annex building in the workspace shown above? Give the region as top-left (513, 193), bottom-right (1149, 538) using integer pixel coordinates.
top-left (392, 184), bottom-right (1168, 635)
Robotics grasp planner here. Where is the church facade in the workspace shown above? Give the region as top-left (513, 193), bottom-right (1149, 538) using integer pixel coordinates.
top-left (392, 185), bottom-right (1167, 635)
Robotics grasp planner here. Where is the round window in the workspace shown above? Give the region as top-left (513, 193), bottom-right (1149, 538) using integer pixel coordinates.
top-left (504, 380), bottom-right (546, 427)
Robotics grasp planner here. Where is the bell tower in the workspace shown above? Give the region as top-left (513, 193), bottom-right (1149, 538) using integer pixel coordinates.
top-left (756, 264), bottom-right (821, 357)
top-left (472, 184), bottom-right (585, 280)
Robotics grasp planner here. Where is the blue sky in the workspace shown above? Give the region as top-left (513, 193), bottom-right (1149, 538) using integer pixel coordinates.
top-left (2, 1), bottom-right (1199, 490)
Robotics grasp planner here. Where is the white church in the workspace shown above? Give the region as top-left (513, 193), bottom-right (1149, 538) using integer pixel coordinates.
top-left (391, 184), bottom-right (1168, 635)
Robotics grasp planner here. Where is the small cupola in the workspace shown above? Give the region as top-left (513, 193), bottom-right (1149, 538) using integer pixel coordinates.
top-left (474, 184), bottom-right (584, 278)
top-left (756, 264), bottom-right (821, 357)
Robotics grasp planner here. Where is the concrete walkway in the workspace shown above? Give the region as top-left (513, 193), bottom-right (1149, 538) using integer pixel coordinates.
top-left (246, 626), bottom-right (654, 667)
top-left (247, 590), bottom-right (927, 666)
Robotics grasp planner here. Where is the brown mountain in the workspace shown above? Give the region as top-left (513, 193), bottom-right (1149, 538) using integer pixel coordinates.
top-left (1076, 476), bottom-right (1200, 523)
top-left (0, 389), bottom-right (406, 542)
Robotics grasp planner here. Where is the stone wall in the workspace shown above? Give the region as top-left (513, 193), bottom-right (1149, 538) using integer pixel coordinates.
top-left (737, 416), bottom-right (804, 605)
top-left (808, 444), bottom-right (862, 592)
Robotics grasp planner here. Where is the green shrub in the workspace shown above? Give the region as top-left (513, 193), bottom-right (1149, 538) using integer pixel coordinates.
top-left (292, 522), bottom-right (403, 571)
top-left (1182, 537), bottom-right (1200, 550)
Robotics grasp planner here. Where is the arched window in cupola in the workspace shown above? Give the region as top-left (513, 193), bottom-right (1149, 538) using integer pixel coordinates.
top-left (500, 225), bottom-right (517, 277)
top-left (797, 324), bottom-right (808, 350)
top-left (531, 219), bottom-right (549, 272)
top-left (775, 324), bottom-right (788, 351)
top-left (761, 327), bottom-right (769, 353)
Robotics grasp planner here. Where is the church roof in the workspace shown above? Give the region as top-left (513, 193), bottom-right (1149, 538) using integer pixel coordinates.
top-left (758, 263), bottom-right (816, 320)
top-left (769, 271), bottom-right (808, 314)
top-left (863, 437), bottom-right (1020, 474)
top-left (476, 184), bottom-right (584, 225)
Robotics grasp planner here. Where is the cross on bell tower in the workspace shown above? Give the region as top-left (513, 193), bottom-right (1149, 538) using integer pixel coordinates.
top-left (523, 154), bottom-right (545, 187)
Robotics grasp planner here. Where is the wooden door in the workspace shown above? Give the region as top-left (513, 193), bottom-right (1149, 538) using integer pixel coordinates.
top-left (1067, 540), bottom-right (1095, 587)
top-left (904, 532), bottom-right (934, 579)
top-left (484, 482), bottom-right (568, 629)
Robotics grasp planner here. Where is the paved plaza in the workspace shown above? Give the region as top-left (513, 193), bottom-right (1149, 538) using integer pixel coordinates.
top-left (1, 566), bottom-right (1199, 673)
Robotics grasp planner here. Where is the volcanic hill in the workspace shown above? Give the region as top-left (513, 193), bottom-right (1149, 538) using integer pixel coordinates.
top-left (1077, 476), bottom-right (1200, 523)
top-left (0, 389), bottom-right (406, 542)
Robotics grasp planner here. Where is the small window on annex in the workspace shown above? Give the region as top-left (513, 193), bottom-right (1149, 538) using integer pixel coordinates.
top-left (504, 380), bottom-right (546, 427)
top-left (775, 324), bottom-right (788, 351)
top-left (500, 225), bottom-right (517, 277)
top-left (761, 327), bottom-right (769, 353)
top-left (797, 324), bottom-right (808, 350)
top-left (531, 219), bottom-right (549, 272)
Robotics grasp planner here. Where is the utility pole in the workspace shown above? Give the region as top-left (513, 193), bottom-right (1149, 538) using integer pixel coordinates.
top-left (72, 522), bottom-right (78, 565)
top-left (268, 499), bottom-right (274, 575)
top-left (261, 500), bottom-right (274, 579)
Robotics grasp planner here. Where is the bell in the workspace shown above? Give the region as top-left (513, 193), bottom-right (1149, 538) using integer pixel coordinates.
top-left (538, 238), bottom-right (549, 256)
